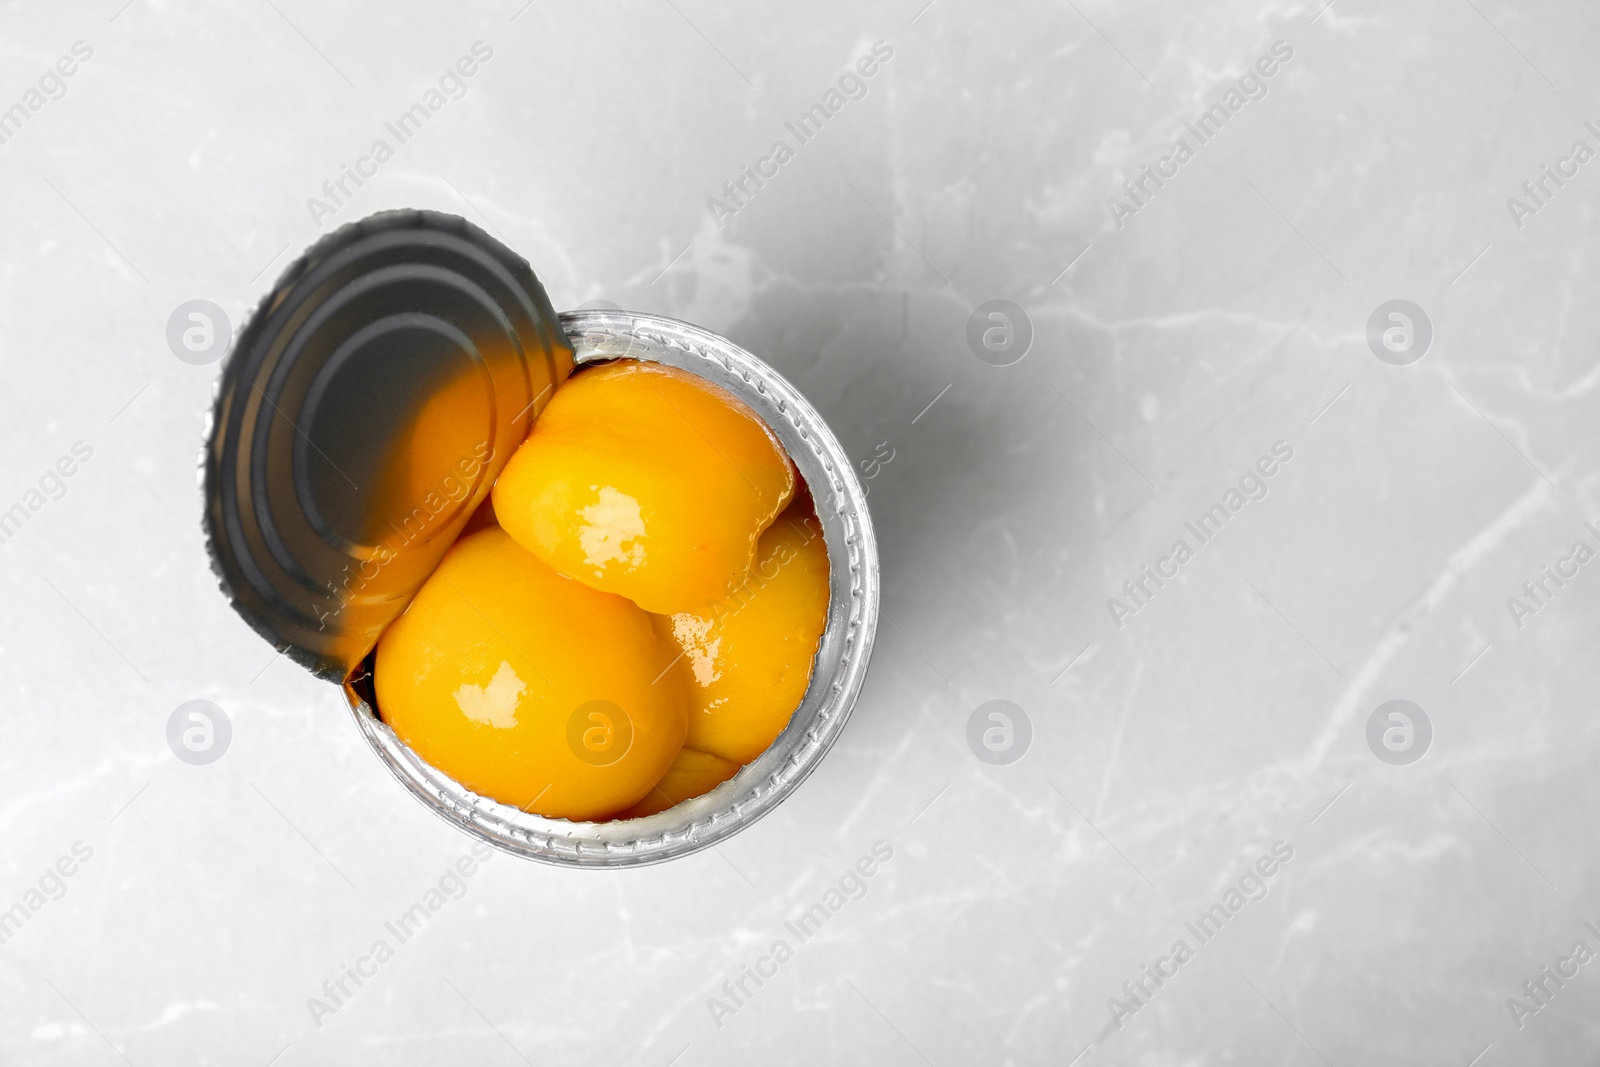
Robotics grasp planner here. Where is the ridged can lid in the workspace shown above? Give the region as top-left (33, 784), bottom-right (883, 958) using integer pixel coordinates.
top-left (202, 209), bottom-right (571, 681)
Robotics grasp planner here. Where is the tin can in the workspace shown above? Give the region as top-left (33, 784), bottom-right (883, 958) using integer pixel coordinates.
top-left (203, 212), bottom-right (879, 866)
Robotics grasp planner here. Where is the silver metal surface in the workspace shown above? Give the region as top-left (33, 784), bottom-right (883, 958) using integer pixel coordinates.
top-left (201, 210), bottom-right (571, 682)
top-left (345, 309), bottom-right (880, 866)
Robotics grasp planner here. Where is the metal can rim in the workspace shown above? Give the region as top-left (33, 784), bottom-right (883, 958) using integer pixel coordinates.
top-left (345, 308), bottom-right (881, 867)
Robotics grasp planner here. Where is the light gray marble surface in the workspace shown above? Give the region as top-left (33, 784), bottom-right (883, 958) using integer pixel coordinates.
top-left (2, 0), bottom-right (1598, 1063)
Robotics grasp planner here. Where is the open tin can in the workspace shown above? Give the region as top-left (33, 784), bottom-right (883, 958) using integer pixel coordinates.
top-left (202, 210), bottom-right (879, 867)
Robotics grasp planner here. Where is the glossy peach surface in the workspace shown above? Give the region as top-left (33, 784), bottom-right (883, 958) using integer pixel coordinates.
top-left (615, 747), bottom-right (740, 819)
top-left (663, 499), bottom-right (831, 766)
top-left (374, 527), bottom-right (686, 821)
top-left (491, 359), bottom-right (795, 615)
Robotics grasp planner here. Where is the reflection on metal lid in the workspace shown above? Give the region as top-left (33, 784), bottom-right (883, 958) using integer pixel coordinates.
top-left (202, 209), bottom-right (572, 681)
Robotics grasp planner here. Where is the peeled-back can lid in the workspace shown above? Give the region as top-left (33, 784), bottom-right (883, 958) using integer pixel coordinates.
top-left (202, 209), bottom-right (572, 682)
